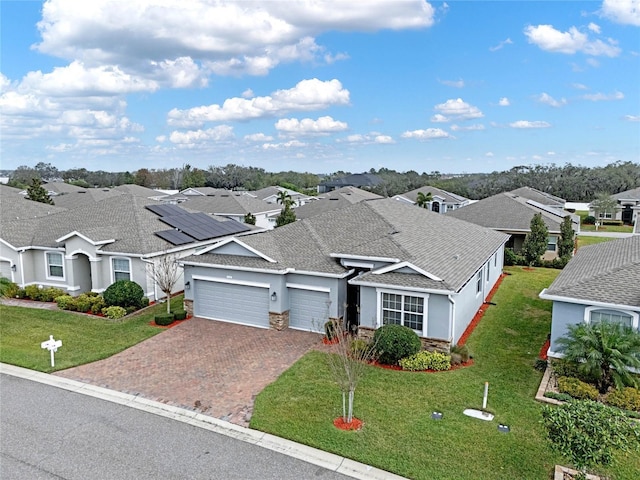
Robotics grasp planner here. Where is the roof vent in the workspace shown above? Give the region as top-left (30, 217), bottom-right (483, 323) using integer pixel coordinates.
top-left (453, 254), bottom-right (460, 260)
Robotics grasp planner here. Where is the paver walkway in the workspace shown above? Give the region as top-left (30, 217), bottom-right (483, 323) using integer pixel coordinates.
top-left (55, 317), bottom-right (324, 427)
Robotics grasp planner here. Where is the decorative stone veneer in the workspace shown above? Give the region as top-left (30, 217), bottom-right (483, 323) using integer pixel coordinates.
top-left (269, 310), bottom-right (289, 330)
top-left (184, 299), bottom-right (193, 318)
top-left (356, 326), bottom-right (451, 353)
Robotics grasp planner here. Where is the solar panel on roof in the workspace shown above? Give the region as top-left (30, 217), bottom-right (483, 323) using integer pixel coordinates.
top-left (146, 204), bottom-right (187, 217)
top-left (155, 230), bottom-right (194, 245)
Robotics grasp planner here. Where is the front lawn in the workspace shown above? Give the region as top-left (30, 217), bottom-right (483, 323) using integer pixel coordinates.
top-left (576, 235), bottom-right (619, 249)
top-left (250, 268), bottom-right (640, 479)
top-left (0, 295), bottom-right (183, 372)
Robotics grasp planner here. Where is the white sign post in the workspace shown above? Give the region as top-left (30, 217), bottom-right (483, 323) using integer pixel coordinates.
top-left (41, 335), bottom-right (62, 367)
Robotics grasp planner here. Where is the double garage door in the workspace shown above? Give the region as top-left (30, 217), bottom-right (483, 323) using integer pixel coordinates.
top-left (289, 288), bottom-right (331, 333)
top-left (194, 280), bottom-right (270, 328)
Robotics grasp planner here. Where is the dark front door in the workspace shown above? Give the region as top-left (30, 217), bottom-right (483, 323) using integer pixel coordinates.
top-left (346, 283), bottom-right (360, 333)
top-left (622, 205), bottom-right (632, 224)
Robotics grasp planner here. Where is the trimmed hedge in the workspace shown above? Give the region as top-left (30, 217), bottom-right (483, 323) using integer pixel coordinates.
top-left (103, 305), bottom-right (127, 320)
top-left (399, 350), bottom-right (451, 371)
top-left (103, 280), bottom-right (145, 309)
top-left (373, 324), bottom-right (422, 365)
top-left (154, 313), bottom-right (175, 326)
top-left (174, 310), bottom-right (187, 320)
top-left (557, 376), bottom-right (599, 401)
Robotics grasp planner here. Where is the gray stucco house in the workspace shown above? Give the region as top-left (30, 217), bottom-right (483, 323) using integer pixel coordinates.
top-left (588, 187), bottom-right (640, 225)
top-left (539, 235), bottom-right (640, 358)
top-left (181, 198), bottom-right (508, 351)
top-left (393, 185), bottom-right (470, 214)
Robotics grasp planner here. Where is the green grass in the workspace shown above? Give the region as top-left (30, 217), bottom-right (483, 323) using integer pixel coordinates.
top-left (580, 224), bottom-right (633, 233)
top-left (576, 235), bottom-right (619, 248)
top-left (0, 295), bottom-right (184, 372)
top-left (250, 268), bottom-right (640, 480)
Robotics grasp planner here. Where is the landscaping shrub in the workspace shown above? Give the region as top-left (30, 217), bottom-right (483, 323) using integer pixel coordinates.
top-left (582, 215), bottom-right (596, 225)
top-left (40, 287), bottom-right (66, 302)
top-left (373, 324), bottom-right (422, 365)
top-left (154, 313), bottom-right (175, 326)
top-left (74, 294), bottom-right (93, 313)
top-left (103, 280), bottom-right (145, 309)
top-left (55, 295), bottom-right (76, 311)
top-left (14, 288), bottom-right (27, 299)
top-left (324, 319), bottom-right (337, 340)
top-left (550, 359), bottom-right (581, 379)
top-left (399, 350), bottom-right (451, 371)
top-left (557, 376), bottom-right (599, 401)
top-left (103, 305), bottom-right (127, 320)
top-left (349, 339), bottom-right (373, 360)
top-left (24, 285), bottom-right (42, 300)
top-left (0, 278), bottom-right (19, 298)
top-left (174, 310), bottom-right (187, 320)
top-left (534, 358), bottom-right (548, 372)
top-left (89, 295), bottom-right (106, 314)
top-left (540, 256), bottom-right (570, 270)
top-left (606, 387), bottom-right (640, 412)
top-left (450, 343), bottom-right (470, 362)
top-left (543, 391), bottom-right (573, 402)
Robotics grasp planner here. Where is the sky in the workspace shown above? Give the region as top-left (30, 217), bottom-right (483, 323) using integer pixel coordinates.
top-left (1, 0), bottom-right (639, 175)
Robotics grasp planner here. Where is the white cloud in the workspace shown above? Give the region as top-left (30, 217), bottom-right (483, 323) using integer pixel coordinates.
top-left (430, 113), bottom-right (449, 123)
top-left (374, 135), bottom-right (395, 144)
top-left (439, 78), bottom-right (465, 88)
top-left (624, 114), bottom-right (640, 122)
top-left (341, 132), bottom-right (394, 144)
top-left (485, 151), bottom-right (494, 157)
top-left (498, 97), bottom-right (510, 106)
top-left (275, 115), bottom-right (348, 135)
top-left (524, 24), bottom-right (621, 57)
top-left (242, 89), bottom-right (254, 99)
top-left (571, 83), bottom-right (588, 90)
top-left (167, 78), bottom-right (350, 126)
top-left (450, 123), bottom-right (485, 131)
top-left (582, 91), bottom-right (624, 101)
top-left (168, 126), bottom-right (235, 144)
top-left (401, 128), bottom-right (451, 139)
top-left (244, 132), bottom-right (274, 142)
top-left (489, 38), bottom-right (513, 52)
top-left (433, 98), bottom-right (483, 122)
top-left (588, 22), bottom-right (601, 34)
top-left (536, 92), bottom-right (567, 107)
top-left (262, 140), bottom-right (307, 150)
top-left (601, 0), bottom-right (640, 26)
top-left (509, 120), bottom-right (551, 129)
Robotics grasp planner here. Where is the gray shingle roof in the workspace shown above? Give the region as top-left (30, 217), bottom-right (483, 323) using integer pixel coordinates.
top-left (176, 192), bottom-right (278, 216)
top-left (294, 187), bottom-right (382, 219)
top-left (544, 235), bottom-right (640, 307)
top-left (395, 186), bottom-right (469, 204)
top-left (320, 173), bottom-right (382, 188)
top-left (613, 187), bottom-right (640, 201)
top-left (190, 198), bottom-right (508, 292)
top-left (508, 187), bottom-right (565, 206)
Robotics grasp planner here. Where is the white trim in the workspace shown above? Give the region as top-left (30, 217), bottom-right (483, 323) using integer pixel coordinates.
top-left (373, 261), bottom-right (442, 282)
top-left (44, 251), bottom-right (65, 281)
top-left (350, 279), bottom-right (453, 295)
top-left (181, 261), bottom-right (288, 275)
top-left (289, 268), bottom-right (355, 279)
top-left (22, 281), bottom-right (68, 289)
top-left (111, 257), bottom-right (131, 283)
top-left (341, 260), bottom-right (375, 269)
top-left (67, 249), bottom-right (99, 262)
top-left (584, 306), bottom-right (639, 329)
top-left (539, 289), bottom-right (640, 312)
top-left (286, 283), bottom-right (331, 293)
top-left (56, 231), bottom-right (115, 246)
top-left (196, 237), bottom-right (277, 263)
top-left (377, 288), bottom-right (429, 337)
top-left (192, 274), bottom-right (270, 289)
top-left (330, 253), bottom-right (401, 263)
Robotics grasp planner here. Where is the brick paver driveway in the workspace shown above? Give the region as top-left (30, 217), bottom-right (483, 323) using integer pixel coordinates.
top-left (55, 318), bottom-right (324, 426)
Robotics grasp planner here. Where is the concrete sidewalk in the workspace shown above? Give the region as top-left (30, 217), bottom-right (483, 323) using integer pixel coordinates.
top-left (1, 363), bottom-right (407, 480)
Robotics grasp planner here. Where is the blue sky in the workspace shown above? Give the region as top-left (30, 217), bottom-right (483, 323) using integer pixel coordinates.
top-left (1, 0), bottom-right (638, 174)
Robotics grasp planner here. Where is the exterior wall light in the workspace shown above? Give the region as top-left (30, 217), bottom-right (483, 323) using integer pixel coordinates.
top-left (11, 264), bottom-right (17, 272)
top-left (271, 291), bottom-right (277, 301)
top-left (185, 281), bottom-right (191, 290)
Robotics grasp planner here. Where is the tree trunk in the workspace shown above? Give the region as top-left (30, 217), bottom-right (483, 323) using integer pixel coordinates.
top-left (347, 389), bottom-right (354, 423)
top-left (342, 392), bottom-right (346, 422)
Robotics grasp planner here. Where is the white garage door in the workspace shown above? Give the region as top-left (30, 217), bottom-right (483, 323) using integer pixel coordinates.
top-left (194, 280), bottom-right (269, 328)
top-left (0, 261), bottom-right (11, 280)
top-left (289, 288), bottom-right (331, 332)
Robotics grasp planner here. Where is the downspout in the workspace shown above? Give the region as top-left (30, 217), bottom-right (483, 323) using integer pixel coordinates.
top-left (18, 250), bottom-right (25, 287)
top-left (140, 258), bottom-right (158, 302)
top-left (448, 294), bottom-right (456, 345)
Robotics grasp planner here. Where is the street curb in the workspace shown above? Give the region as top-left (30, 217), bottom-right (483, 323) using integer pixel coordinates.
top-left (0, 363), bottom-right (407, 480)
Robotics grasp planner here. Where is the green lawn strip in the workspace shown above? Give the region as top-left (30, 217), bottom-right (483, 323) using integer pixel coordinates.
top-left (251, 267), bottom-right (639, 479)
top-left (0, 295), bottom-right (183, 372)
top-left (576, 235), bottom-right (619, 248)
top-left (579, 224), bottom-right (633, 233)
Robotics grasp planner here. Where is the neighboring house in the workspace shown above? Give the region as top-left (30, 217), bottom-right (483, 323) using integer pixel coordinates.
top-left (180, 198), bottom-right (508, 351)
top-left (249, 186), bottom-right (312, 207)
top-left (588, 187), bottom-right (640, 225)
top-left (318, 173), bottom-right (382, 193)
top-left (507, 186), bottom-right (565, 207)
top-left (0, 194), bottom-right (254, 302)
top-left (393, 185), bottom-right (470, 213)
top-left (539, 235), bottom-right (640, 358)
top-left (19, 180), bottom-right (85, 198)
top-left (293, 186), bottom-right (382, 220)
top-left (446, 191), bottom-right (579, 260)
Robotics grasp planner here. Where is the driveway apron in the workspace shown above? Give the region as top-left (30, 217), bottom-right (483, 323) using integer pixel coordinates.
top-left (55, 318), bottom-right (323, 426)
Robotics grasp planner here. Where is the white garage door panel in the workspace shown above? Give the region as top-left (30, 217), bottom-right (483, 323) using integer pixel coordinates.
top-left (0, 261), bottom-right (11, 279)
top-left (194, 280), bottom-right (269, 327)
top-left (289, 289), bottom-right (330, 332)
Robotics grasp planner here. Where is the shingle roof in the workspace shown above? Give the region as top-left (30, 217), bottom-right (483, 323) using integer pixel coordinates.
top-left (0, 187), bottom-right (67, 222)
top-left (294, 186), bottom-right (382, 219)
top-left (544, 236), bottom-right (640, 307)
top-left (613, 187), bottom-right (640, 201)
top-left (395, 186), bottom-right (469, 204)
top-left (446, 192), bottom-right (570, 232)
top-left (320, 173), bottom-right (382, 188)
top-left (176, 193), bottom-right (279, 215)
top-left (508, 187), bottom-right (565, 206)
top-left (190, 198), bottom-right (508, 292)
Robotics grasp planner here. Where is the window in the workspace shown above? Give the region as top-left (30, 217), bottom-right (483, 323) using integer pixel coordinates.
top-left (494, 253), bottom-right (497, 267)
top-left (112, 258), bottom-right (131, 282)
top-left (597, 211), bottom-right (613, 219)
top-left (476, 270), bottom-right (482, 294)
top-left (590, 310), bottom-right (633, 328)
top-left (46, 252), bottom-right (64, 279)
top-left (547, 236), bottom-right (558, 252)
top-left (381, 292), bottom-right (424, 332)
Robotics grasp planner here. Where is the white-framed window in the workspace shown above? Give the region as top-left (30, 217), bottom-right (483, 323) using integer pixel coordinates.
top-left (112, 257), bottom-right (131, 282)
top-left (381, 292), bottom-right (425, 333)
top-left (585, 307), bottom-right (638, 330)
top-left (45, 252), bottom-right (64, 279)
top-left (597, 211), bottom-right (613, 219)
top-left (547, 236), bottom-right (558, 252)
top-left (476, 270), bottom-right (482, 294)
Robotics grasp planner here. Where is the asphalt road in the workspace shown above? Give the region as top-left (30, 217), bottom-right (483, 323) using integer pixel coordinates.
top-left (0, 374), bottom-right (351, 480)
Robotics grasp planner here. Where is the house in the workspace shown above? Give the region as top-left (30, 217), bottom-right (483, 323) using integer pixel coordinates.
top-left (507, 186), bottom-right (565, 207)
top-left (248, 186), bottom-right (312, 207)
top-left (180, 198), bottom-right (508, 351)
top-left (0, 194), bottom-right (255, 302)
top-left (588, 187), bottom-right (640, 225)
top-left (446, 191), bottom-right (579, 260)
top-left (294, 186), bottom-right (382, 220)
top-left (393, 185), bottom-right (470, 213)
top-left (539, 235), bottom-right (640, 358)
top-left (318, 173), bottom-right (382, 193)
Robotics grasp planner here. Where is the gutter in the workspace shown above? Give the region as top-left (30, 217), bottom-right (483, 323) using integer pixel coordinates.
top-left (539, 288), bottom-right (639, 312)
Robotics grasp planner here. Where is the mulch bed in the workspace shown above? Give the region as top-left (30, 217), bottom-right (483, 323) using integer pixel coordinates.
top-left (149, 317), bottom-right (191, 329)
top-left (333, 417), bottom-right (363, 431)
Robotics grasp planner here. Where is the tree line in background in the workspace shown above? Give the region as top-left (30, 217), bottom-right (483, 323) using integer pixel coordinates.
top-left (5, 160), bottom-right (639, 201)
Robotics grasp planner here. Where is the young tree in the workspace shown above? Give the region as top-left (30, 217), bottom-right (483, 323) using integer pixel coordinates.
top-left (146, 254), bottom-right (182, 313)
top-left (324, 319), bottom-right (377, 424)
top-left (26, 178), bottom-right (54, 205)
top-left (590, 192), bottom-right (618, 228)
top-left (275, 204), bottom-right (296, 227)
top-left (416, 191), bottom-right (433, 209)
top-left (521, 213), bottom-right (548, 266)
top-left (276, 190), bottom-right (293, 207)
top-left (542, 400), bottom-right (640, 476)
top-left (558, 215), bottom-right (575, 258)
top-left (557, 321), bottom-right (640, 393)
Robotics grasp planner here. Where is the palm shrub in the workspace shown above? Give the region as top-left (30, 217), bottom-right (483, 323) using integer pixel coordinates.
top-left (373, 324), bottom-right (421, 365)
top-left (557, 321), bottom-right (640, 393)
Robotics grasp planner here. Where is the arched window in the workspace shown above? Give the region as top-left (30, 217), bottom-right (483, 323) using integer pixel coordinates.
top-left (585, 307), bottom-right (637, 329)
top-left (431, 202), bottom-right (440, 213)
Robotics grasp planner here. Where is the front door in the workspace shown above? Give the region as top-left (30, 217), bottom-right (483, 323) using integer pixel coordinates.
top-left (622, 205), bottom-right (632, 225)
top-left (346, 283), bottom-right (360, 334)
